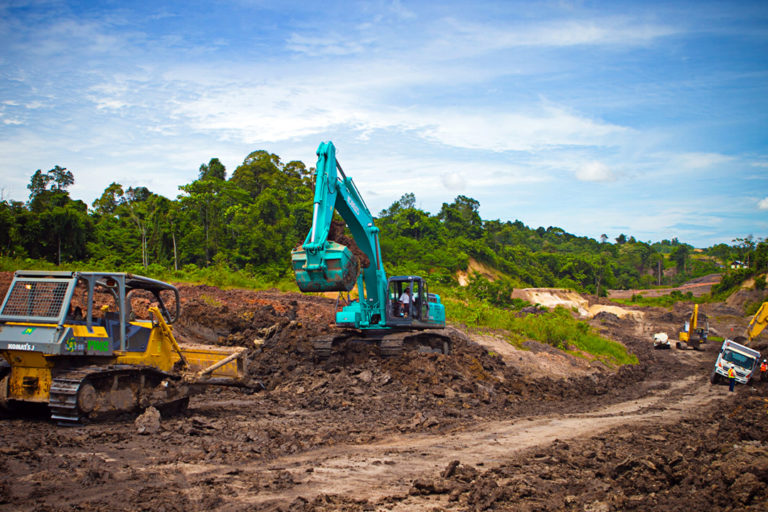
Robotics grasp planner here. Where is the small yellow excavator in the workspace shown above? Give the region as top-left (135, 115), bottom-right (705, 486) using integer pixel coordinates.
top-left (0, 270), bottom-right (249, 424)
top-left (677, 304), bottom-right (708, 350)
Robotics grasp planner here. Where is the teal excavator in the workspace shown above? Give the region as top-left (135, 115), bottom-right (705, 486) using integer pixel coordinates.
top-left (291, 141), bottom-right (449, 357)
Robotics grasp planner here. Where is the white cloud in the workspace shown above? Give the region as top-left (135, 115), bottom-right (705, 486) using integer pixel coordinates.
top-left (418, 106), bottom-right (626, 151)
top-left (759, 197), bottom-right (768, 210)
top-left (442, 172), bottom-right (466, 190)
top-left (676, 152), bottom-right (732, 169)
top-left (576, 161), bottom-right (615, 182)
top-left (286, 33), bottom-right (368, 56)
top-left (151, 65), bottom-right (627, 152)
top-left (423, 17), bottom-right (680, 60)
top-left (389, 0), bottom-right (416, 20)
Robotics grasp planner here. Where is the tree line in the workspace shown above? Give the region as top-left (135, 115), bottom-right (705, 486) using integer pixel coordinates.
top-left (1, 150), bottom-right (765, 299)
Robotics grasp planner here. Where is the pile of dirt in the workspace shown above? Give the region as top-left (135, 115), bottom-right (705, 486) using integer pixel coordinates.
top-left (399, 394), bottom-right (768, 511)
top-left (183, 286), bottom-right (661, 424)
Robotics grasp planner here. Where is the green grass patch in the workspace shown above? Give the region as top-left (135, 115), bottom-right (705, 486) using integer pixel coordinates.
top-left (611, 290), bottom-right (708, 308)
top-left (443, 296), bottom-right (637, 367)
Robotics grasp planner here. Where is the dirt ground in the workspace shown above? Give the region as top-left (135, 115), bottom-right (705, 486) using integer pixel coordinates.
top-left (0, 272), bottom-right (767, 511)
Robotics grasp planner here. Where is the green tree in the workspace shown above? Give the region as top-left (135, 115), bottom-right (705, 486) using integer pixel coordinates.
top-left (670, 244), bottom-right (690, 273)
top-left (199, 158), bottom-right (227, 181)
top-left (733, 235), bottom-right (756, 267)
top-left (438, 195), bottom-right (483, 240)
top-left (92, 182), bottom-right (124, 216)
top-left (0, 200), bottom-right (24, 256)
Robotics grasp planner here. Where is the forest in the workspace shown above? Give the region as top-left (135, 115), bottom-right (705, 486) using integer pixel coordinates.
top-left (1, 151), bottom-right (766, 303)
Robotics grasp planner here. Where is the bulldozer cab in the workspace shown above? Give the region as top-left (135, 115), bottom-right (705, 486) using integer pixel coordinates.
top-left (0, 271), bottom-right (180, 355)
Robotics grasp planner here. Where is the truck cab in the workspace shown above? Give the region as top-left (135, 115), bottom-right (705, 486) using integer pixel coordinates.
top-left (711, 339), bottom-right (761, 385)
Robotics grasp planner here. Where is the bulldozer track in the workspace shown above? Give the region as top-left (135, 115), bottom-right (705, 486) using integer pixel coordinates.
top-left (49, 365), bottom-right (186, 425)
top-left (49, 372), bottom-right (86, 424)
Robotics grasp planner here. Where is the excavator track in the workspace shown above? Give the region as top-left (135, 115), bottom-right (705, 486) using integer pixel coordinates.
top-left (49, 366), bottom-right (189, 426)
top-left (313, 339), bottom-right (334, 361)
top-left (312, 329), bottom-right (455, 360)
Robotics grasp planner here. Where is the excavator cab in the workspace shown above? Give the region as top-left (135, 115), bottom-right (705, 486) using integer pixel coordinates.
top-left (385, 276), bottom-right (445, 329)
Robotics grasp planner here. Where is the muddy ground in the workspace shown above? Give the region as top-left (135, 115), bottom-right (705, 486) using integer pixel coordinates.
top-left (0, 273), bottom-right (767, 511)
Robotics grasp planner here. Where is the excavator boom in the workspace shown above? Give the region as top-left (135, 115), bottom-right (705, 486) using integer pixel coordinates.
top-left (292, 142), bottom-right (383, 296)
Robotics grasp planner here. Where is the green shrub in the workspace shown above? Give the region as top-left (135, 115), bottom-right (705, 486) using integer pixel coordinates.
top-left (745, 301), bottom-right (763, 316)
top-left (444, 296), bottom-right (637, 366)
top-left (711, 268), bottom-right (753, 299)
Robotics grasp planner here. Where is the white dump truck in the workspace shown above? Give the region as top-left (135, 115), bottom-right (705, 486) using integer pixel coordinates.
top-left (710, 338), bottom-right (762, 385)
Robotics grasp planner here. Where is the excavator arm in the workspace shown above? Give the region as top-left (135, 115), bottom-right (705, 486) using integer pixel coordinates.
top-left (679, 304), bottom-right (699, 343)
top-left (291, 141), bottom-right (388, 327)
top-left (747, 301), bottom-right (768, 344)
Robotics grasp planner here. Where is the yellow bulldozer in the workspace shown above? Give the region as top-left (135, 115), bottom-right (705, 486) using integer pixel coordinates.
top-left (0, 270), bottom-right (250, 424)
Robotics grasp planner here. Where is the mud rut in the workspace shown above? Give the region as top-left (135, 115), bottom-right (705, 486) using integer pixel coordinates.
top-left (0, 275), bottom-right (766, 511)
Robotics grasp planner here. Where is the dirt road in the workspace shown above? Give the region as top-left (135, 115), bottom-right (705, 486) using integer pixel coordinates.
top-left (608, 273), bottom-right (722, 299)
top-left (184, 373), bottom-right (727, 509)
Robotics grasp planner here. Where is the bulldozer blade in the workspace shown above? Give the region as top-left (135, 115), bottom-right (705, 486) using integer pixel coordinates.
top-left (180, 346), bottom-right (247, 381)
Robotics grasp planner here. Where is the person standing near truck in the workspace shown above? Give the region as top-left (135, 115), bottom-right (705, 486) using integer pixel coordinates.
top-left (728, 366), bottom-right (736, 392)
top-left (760, 359), bottom-right (767, 382)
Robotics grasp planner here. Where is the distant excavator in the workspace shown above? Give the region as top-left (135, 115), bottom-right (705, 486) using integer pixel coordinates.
top-left (677, 304), bottom-right (708, 350)
top-left (738, 301), bottom-right (768, 345)
top-left (291, 141), bottom-right (450, 357)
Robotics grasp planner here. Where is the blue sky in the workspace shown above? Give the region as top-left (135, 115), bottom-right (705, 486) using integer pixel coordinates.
top-left (1, 0), bottom-right (766, 247)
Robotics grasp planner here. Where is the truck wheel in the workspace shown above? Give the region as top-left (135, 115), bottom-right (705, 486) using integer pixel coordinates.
top-left (710, 371), bottom-right (720, 385)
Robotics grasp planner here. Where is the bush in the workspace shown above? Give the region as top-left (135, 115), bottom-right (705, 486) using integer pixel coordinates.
top-left (443, 296), bottom-right (637, 366)
top-left (744, 301), bottom-right (763, 316)
top-left (711, 268), bottom-right (753, 298)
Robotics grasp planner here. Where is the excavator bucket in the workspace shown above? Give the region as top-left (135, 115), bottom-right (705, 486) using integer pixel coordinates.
top-left (292, 241), bottom-right (359, 292)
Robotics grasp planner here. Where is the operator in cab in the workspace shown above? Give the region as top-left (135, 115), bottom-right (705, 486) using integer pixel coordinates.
top-left (399, 289), bottom-right (411, 318)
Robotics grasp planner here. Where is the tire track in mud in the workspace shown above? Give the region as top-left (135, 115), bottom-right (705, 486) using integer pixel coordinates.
top-left (167, 374), bottom-right (728, 508)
